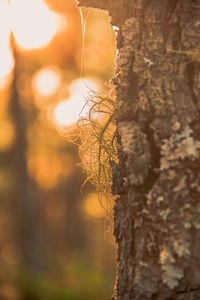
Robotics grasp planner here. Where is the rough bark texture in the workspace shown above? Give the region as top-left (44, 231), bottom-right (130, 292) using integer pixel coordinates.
top-left (77, 1), bottom-right (200, 299)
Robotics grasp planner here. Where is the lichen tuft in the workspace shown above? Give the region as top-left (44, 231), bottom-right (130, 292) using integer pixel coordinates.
top-left (77, 89), bottom-right (118, 216)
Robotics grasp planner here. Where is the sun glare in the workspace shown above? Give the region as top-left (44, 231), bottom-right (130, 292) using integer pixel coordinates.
top-left (9, 0), bottom-right (67, 50)
top-left (32, 67), bottom-right (61, 97)
top-left (53, 78), bottom-right (99, 127)
top-left (54, 96), bottom-right (81, 127)
top-left (0, 0), bottom-right (66, 89)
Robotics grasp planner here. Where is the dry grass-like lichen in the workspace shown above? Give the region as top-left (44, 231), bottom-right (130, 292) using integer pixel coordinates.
top-left (77, 90), bottom-right (118, 212)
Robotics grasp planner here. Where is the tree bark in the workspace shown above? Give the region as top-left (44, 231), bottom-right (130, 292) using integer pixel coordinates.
top-left (77, 1), bottom-right (200, 299)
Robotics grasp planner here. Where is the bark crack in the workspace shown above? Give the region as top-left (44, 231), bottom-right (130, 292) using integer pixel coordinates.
top-left (186, 61), bottom-right (200, 115)
top-left (134, 121), bottom-right (161, 196)
top-left (176, 286), bottom-right (200, 294)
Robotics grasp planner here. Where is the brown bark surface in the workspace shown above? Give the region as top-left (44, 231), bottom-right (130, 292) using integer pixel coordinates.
top-left (77, 0), bottom-right (135, 26)
top-left (77, 1), bottom-right (200, 299)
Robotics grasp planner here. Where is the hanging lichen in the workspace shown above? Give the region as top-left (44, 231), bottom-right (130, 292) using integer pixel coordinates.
top-left (77, 87), bottom-right (118, 216)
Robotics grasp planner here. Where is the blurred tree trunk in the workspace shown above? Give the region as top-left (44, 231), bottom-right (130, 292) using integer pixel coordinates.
top-left (10, 37), bottom-right (46, 276)
top-left (78, 1), bottom-right (200, 299)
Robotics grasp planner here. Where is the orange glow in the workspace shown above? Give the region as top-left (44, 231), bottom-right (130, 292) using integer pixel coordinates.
top-left (28, 152), bottom-right (75, 190)
top-left (1, 242), bottom-right (22, 264)
top-left (53, 78), bottom-right (99, 127)
top-left (28, 152), bottom-right (62, 189)
top-left (32, 67), bottom-right (61, 97)
top-left (0, 0), bottom-right (66, 89)
top-left (0, 285), bottom-right (22, 300)
top-left (84, 193), bottom-right (104, 218)
top-left (0, 0), bottom-right (14, 89)
top-left (9, 0), bottom-right (67, 50)
top-left (0, 119), bottom-right (15, 151)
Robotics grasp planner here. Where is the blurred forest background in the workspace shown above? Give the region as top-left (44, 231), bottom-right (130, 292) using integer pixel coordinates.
top-left (0, 0), bottom-right (116, 299)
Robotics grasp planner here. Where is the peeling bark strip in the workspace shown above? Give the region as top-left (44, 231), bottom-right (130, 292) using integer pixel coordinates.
top-left (77, 1), bottom-right (200, 299)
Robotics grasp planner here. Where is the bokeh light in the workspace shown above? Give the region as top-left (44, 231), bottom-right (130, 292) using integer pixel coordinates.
top-left (69, 77), bottom-right (98, 96)
top-left (9, 0), bottom-right (67, 50)
top-left (84, 193), bottom-right (105, 218)
top-left (0, 2), bottom-right (116, 298)
top-left (28, 152), bottom-right (63, 190)
top-left (0, 120), bottom-right (15, 151)
top-left (28, 151), bottom-right (76, 190)
top-left (54, 77), bottom-right (99, 127)
top-left (32, 67), bottom-right (61, 97)
top-left (0, 0), bottom-right (66, 90)
top-left (54, 98), bottom-right (78, 127)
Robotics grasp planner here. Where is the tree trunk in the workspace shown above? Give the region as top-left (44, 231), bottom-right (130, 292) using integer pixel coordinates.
top-left (10, 37), bottom-right (46, 276)
top-left (77, 1), bottom-right (200, 299)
